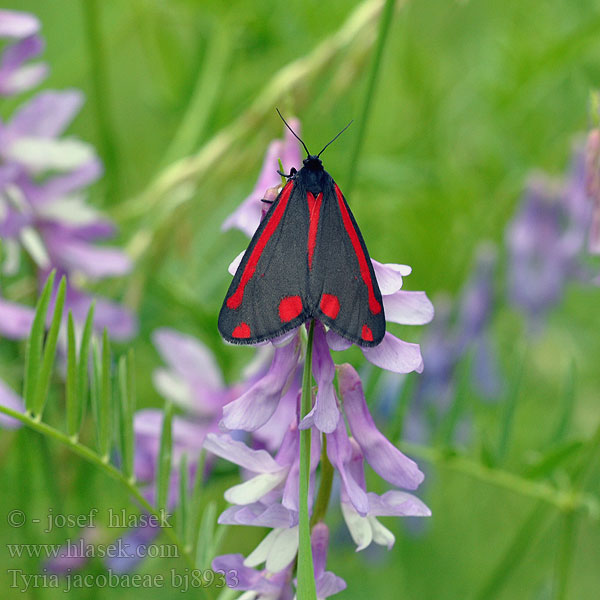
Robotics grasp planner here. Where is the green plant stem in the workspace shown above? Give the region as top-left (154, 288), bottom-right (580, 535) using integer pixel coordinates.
top-left (81, 0), bottom-right (119, 200)
top-left (298, 320), bottom-right (317, 600)
top-left (310, 436), bottom-right (334, 527)
top-left (553, 510), bottom-right (577, 600)
top-left (345, 0), bottom-right (396, 195)
top-left (0, 404), bottom-right (206, 584)
top-left (475, 502), bottom-right (552, 600)
top-left (400, 442), bottom-right (599, 516)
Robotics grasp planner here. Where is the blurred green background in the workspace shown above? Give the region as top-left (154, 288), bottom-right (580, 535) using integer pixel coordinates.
top-left (1, 0), bottom-right (600, 598)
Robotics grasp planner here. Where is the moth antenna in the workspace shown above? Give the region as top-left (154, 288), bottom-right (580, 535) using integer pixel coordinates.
top-left (317, 120), bottom-right (354, 158)
top-left (276, 108), bottom-right (310, 156)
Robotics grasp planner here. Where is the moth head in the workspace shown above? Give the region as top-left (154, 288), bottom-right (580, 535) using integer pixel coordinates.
top-left (303, 155), bottom-right (324, 171)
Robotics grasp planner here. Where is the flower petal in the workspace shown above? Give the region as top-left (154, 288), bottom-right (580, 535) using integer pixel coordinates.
top-left (153, 328), bottom-right (223, 391)
top-left (300, 323), bottom-right (339, 433)
top-left (372, 260), bottom-right (412, 295)
top-left (326, 329), bottom-right (352, 352)
top-left (5, 90), bottom-right (83, 139)
top-left (204, 433), bottom-right (283, 473)
top-left (0, 297), bottom-right (34, 339)
top-left (218, 503), bottom-right (296, 529)
top-left (366, 490), bottom-right (431, 517)
top-left (228, 250), bottom-right (245, 275)
top-left (383, 291), bottom-right (434, 325)
top-left (0, 379), bottom-right (24, 429)
top-left (368, 516), bottom-right (395, 549)
top-left (224, 471), bottom-right (287, 505)
top-left (340, 500), bottom-right (372, 551)
top-left (362, 332), bottom-right (424, 374)
top-left (221, 337), bottom-right (300, 431)
top-left (326, 420), bottom-right (368, 516)
top-left (265, 526), bottom-right (298, 573)
top-left (0, 11), bottom-right (40, 38)
top-left (338, 363), bottom-right (424, 490)
top-left (44, 234), bottom-right (131, 279)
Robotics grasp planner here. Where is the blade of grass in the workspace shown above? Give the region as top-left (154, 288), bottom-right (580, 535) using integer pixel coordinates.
top-left (177, 453), bottom-right (189, 543)
top-left (549, 362), bottom-right (576, 446)
top-left (91, 338), bottom-right (102, 449)
top-left (496, 347), bottom-right (526, 465)
top-left (118, 354), bottom-right (135, 482)
top-left (23, 270), bottom-right (56, 413)
top-left (66, 311), bottom-right (78, 439)
top-left (162, 26), bottom-right (232, 166)
top-left (77, 302), bottom-right (95, 430)
top-left (99, 328), bottom-right (112, 461)
top-left (195, 501), bottom-right (216, 570)
top-left (187, 449), bottom-right (206, 556)
top-left (156, 401), bottom-right (174, 513)
top-left (32, 276), bottom-right (66, 419)
top-left (345, 0), bottom-right (396, 195)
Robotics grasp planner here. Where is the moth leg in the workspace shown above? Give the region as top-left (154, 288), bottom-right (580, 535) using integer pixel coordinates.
top-left (277, 167), bottom-right (297, 179)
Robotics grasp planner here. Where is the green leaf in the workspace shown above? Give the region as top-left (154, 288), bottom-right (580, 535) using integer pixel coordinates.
top-left (23, 270), bottom-right (56, 413)
top-left (156, 401), bottom-right (174, 513)
top-left (187, 449), bottom-right (205, 556)
top-left (496, 348), bottom-right (526, 465)
top-left (77, 301), bottom-right (95, 430)
top-left (90, 338), bottom-right (102, 449)
top-left (99, 328), bottom-right (112, 461)
top-left (195, 501), bottom-right (216, 570)
top-left (32, 275), bottom-right (66, 418)
top-left (549, 362), bottom-right (576, 446)
top-left (176, 453), bottom-right (189, 543)
top-left (66, 311), bottom-right (78, 439)
top-left (118, 354), bottom-right (135, 482)
top-left (524, 441), bottom-right (585, 479)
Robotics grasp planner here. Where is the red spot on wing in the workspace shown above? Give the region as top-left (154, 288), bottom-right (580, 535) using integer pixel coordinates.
top-left (279, 295), bottom-right (303, 323)
top-left (320, 294), bottom-right (340, 319)
top-left (232, 322), bottom-right (251, 339)
top-left (307, 192), bottom-right (323, 270)
top-left (361, 324), bottom-right (373, 342)
top-left (334, 184), bottom-right (381, 315)
top-left (226, 182), bottom-right (294, 310)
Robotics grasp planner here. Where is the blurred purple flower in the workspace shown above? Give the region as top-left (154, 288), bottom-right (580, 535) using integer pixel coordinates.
top-left (506, 147), bottom-right (593, 326)
top-left (0, 378), bottom-right (24, 429)
top-left (585, 128), bottom-right (600, 256)
top-left (0, 10), bottom-right (48, 96)
top-left (222, 118), bottom-right (303, 237)
top-left (0, 13), bottom-right (135, 340)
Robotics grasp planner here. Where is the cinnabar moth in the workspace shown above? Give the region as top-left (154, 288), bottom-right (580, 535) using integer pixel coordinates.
top-left (218, 111), bottom-right (385, 347)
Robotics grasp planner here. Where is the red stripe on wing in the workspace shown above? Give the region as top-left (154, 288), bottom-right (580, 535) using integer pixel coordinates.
top-left (334, 184), bottom-right (381, 315)
top-left (307, 191), bottom-right (323, 270)
top-left (227, 181), bottom-right (294, 310)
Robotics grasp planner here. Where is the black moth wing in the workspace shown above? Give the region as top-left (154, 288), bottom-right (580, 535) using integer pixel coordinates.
top-left (218, 180), bottom-right (312, 344)
top-left (309, 174), bottom-right (385, 347)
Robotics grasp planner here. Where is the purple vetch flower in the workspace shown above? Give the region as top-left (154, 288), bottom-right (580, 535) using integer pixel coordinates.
top-left (585, 128), bottom-right (600, 256)
top-left (506, 147), bottom-right (593, 326)
top-left (205, 364), bottom-right (428, 553)
top-left (0, 16), bottom-right (135, 340)
top-left (212, 523), bottom-right (345, 599)
top-left (0, 10), bottom-right (48, 96)
top-left (222, 119), bottom-right (302, 237)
